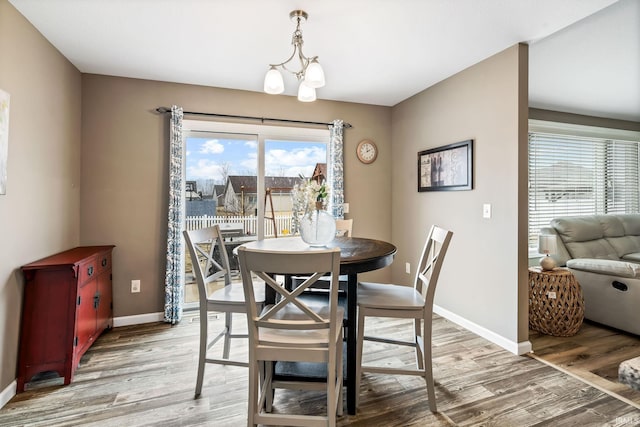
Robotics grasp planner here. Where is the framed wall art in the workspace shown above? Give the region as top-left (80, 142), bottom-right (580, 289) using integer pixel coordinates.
top-left (418, 139), bottom-right (473, 192)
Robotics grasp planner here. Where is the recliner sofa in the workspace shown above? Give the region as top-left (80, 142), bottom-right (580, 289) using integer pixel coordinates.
top-left (541, 214), bottom-right (640, 336)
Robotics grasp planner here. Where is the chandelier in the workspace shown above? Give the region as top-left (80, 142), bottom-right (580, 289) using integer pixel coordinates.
top-left (263, 10), bottom-right (325, 102)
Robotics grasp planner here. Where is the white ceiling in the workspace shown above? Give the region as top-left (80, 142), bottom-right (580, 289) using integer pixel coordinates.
top-left (8, 0), bottom-right (639, 121)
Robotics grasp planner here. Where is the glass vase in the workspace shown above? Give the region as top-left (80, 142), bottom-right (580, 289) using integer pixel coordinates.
top-left (299, 202), bottom-right (336, 247)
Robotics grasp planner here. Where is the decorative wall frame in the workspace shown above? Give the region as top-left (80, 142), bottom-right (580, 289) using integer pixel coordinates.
top-left (418, 139), bottom-right (473, 192)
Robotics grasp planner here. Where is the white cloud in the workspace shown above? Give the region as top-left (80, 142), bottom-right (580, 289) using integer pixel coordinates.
top-left (200, 139), bottom-right (224, 154)
top-left (186, 158), bottom-right (224, 180)
top-left (265, 146), bottom-right (326, 175)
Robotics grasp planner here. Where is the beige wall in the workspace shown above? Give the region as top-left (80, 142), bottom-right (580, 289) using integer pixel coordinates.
top-left (80, 75), bottom-right (392, 318)
top-left (390, 44), bottom-right (530, 351)
top-left (0, 0), bottom-right (82, 392)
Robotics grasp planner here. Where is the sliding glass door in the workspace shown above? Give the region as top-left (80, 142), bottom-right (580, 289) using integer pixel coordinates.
top-left (181, 120), bottom-right (329, 309)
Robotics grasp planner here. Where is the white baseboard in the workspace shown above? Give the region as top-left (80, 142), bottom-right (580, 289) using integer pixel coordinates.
top-left (434, 305), bottom-right (532, 355)
top-left (113, 312), bottom-right (165, 327)
top-left (0, 380), bottom-right (16, 410)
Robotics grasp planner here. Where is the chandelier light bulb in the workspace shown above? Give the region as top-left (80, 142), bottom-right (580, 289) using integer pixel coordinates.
top-left (304, 59), bottom-right (325, 88)
top-left (297, 81), bottom-right (316, 102)
top-left (264, 67), bottom-right (284, 94)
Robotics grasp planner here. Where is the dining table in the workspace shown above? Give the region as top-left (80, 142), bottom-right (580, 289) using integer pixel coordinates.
top-left (238, 235), bottom-right (397, 415)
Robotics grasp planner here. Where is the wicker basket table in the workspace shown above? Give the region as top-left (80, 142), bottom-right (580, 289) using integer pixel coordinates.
top-left (528, 267), bottom-right (584, 337)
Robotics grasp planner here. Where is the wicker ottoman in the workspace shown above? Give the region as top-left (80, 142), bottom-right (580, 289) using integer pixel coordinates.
top-left (528, 267), bottom-right (584, 337)
top-left (619, 356), bottom-right (640, 391)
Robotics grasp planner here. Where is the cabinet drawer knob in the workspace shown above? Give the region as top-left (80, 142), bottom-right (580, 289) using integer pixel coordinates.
top-left (101, 258), bottom-right (108, 267)
top-left (87, 266), bottom-right (94, 276)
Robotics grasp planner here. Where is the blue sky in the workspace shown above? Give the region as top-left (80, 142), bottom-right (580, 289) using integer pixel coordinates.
top-left (185, 137), bottom-right (327, 183)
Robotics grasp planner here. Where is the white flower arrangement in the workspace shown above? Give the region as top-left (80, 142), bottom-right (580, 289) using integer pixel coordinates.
top-left (291, 175), bottom-right (329, 233)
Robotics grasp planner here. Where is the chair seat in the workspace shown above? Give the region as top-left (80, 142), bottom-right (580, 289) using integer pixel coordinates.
top-left (258, 305), bottom-right (344, 347)
top-left (358, 282), bottom-right (425, 310)
top-left (208, 282), bottom-right (265, 304)
top-left (299, 291), bottom-right (348, 321)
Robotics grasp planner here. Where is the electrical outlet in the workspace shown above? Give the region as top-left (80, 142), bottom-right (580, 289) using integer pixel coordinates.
top-left (131, 279), bottom-right (141, 293)
top-left (343, 203), bottom-right (349, 214)
top-left (405, 262), bottom-right (411, 274)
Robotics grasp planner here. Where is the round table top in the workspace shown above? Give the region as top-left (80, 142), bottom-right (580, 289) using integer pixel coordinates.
top-left (239, 236), bottom-right (397, 275)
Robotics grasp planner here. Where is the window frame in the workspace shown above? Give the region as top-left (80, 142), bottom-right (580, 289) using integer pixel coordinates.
top-left (182, 119), bottom-right (330, 239)
top-left (528, 120), bottom-right (640, 252)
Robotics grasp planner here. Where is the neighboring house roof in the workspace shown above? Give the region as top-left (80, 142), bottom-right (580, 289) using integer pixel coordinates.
top-left (226, 175), bottom-right (300, 193)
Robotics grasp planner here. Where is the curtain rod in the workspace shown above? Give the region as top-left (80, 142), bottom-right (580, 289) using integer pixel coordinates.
top-left (155, 107), bottom-right (352, 129)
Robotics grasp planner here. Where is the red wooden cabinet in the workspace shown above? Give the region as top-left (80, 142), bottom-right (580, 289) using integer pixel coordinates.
top-left (17, 246), bottom-right (115, 392)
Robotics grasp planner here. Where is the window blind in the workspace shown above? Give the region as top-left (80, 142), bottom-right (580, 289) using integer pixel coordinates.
top-left (528, 132), bottom-right (640, 248)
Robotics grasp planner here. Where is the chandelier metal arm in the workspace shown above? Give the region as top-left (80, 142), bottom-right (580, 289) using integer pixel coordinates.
top-left (269, 19), bottom-right (314, 81)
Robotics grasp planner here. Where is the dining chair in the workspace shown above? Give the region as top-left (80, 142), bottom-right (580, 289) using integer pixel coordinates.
top-left (183, 225), bottom-right (265, 398)
top-left (335, 218), bottom-right (353, 237)
top-left (355, 225), bottom-right (453, 412)
top-left (237, 245), bottom-right (344, 427)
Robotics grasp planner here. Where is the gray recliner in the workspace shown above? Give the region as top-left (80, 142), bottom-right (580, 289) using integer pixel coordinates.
top-left (542, 214), bottom-right (640, 336)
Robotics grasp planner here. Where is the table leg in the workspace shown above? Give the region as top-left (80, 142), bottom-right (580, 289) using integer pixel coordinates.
top-left (346, 273), bottom-right (357, 415)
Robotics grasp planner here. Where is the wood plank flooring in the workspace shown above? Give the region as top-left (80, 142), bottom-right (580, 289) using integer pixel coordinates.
top-left (2, 313), bottom-right (640, 426)
top-left (529, 319), bottom-right (640, 406)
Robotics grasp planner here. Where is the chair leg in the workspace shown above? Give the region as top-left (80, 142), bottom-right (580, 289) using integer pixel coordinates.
top-left (355, 308), bottom-right (366, 409)
top-left (194, 311), bottom-right (208, 398)
top-left (223, 312), bottom-right (232, 359)
top-left (337, 329), bottom-right (344, 417)
top-left (247, 357), bottom-right (258, 427)
top-left (423, 317), bottom-right (437, 413)
top-left (414, 318), bottom-right (424, 370)
top-left (327, 345), bottom-right (337, 427)
top-left (264, 361), bottom-right (274, 413)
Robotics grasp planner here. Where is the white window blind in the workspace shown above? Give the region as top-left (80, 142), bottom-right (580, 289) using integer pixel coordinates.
top-left (528, 131), bottom-right (640, 248)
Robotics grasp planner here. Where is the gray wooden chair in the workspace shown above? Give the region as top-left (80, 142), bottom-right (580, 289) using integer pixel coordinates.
top-left (238, 245), bottom-right (343, 427)
top-left (356, 225), bottom-right (453, 412)
top-left (335, 218), bottom-right (353, 237)
top-left (183, 225), bottom-right (265, 398)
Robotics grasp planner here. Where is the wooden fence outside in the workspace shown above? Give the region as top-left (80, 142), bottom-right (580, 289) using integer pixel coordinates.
top-left (184, 214), bottom-right (294, 238)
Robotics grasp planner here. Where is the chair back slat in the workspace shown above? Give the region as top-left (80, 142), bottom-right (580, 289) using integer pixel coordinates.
top-left (414, 225), bottom-right (453, 304)
top-left (183, 225), bottom-right (231, 304)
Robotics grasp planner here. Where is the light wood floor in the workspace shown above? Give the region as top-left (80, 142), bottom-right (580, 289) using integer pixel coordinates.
top-left (529, 319), bottom-right (640, 406)
top-left (3, 313), bottom-right (640, 426)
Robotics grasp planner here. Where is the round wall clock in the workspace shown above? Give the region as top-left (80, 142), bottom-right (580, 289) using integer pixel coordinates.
top-left (356, 139), bottom-right (378, 164)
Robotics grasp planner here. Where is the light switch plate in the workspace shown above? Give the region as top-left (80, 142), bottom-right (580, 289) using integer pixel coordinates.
top-left (483, 203), bottom-right (492, 219)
